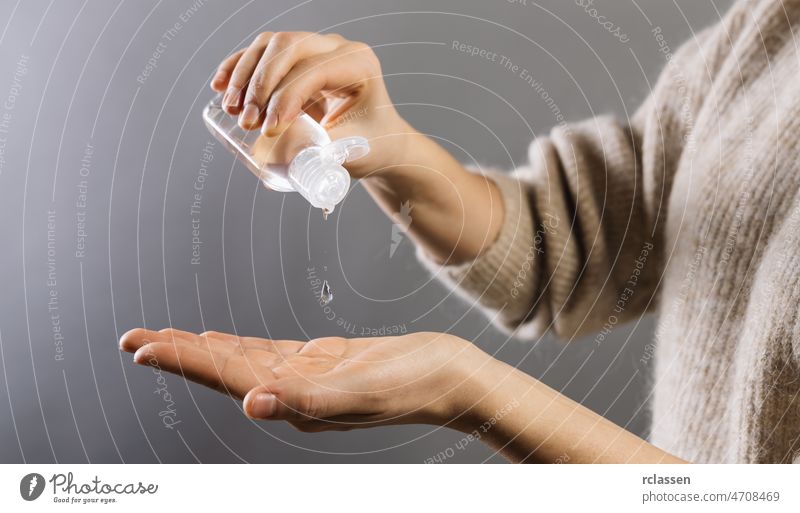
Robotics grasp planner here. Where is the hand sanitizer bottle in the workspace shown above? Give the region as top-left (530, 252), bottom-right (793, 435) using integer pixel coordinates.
top-left (202, 95), bottom-right (369, 215)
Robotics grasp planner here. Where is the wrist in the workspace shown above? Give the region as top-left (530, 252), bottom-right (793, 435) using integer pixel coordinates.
top-left (436, 343), bottom-right (510, 433)
top-left (357, 116), bottom-right (420, 182)
top-left (357, 112), bottom-right (503, 264)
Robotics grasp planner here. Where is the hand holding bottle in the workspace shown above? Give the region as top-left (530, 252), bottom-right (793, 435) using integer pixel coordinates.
top-left (211, 31), bottom-right (405, 179)
top-left (211, 31), bottom-right (504, 264)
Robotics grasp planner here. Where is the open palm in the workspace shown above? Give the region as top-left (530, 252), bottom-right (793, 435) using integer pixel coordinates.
top-left (120, 328), bottom-right (478, 432)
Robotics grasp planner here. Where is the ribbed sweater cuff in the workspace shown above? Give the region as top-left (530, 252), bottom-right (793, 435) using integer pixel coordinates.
top-left (416, 170), bottom-right (540, 335)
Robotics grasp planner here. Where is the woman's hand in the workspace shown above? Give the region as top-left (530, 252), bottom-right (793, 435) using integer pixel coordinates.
top-left (210, 31), bottom-right (406, 178)
top-left (119, 328), bottom-right (487, 432)
top-left (210, 31), bottom-right (505, 264)
top-left (120, 327), bottom-right (685, 463)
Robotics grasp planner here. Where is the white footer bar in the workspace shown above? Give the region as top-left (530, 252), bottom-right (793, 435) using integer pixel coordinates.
top-left (1, 464), bottom-right (797, 511)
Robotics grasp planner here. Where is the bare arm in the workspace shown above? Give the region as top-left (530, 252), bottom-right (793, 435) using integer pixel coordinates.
top-left (453, 352), bottom-right (685, 463)
top-left (359, 122), bottom-right (505, 265)
top-left (120, 329), bottom-right (684, 464)
top-left (190, 31), bottom-right (693, 463)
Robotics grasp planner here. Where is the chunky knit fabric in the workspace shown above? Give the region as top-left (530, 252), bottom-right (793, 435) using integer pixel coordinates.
top-left (418, 0), bottom-right (800, 463)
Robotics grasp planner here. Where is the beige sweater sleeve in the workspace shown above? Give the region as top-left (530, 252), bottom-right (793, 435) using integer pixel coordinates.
top-left (417, 19), bottom-right (735, 340)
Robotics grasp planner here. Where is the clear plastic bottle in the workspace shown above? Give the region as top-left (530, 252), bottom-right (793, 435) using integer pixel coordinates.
top-left (202, 94), bottom-right (370, 215)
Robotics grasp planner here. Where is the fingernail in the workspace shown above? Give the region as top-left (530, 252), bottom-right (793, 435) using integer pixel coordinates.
top-left (263, 105), bottom-right (278, 133)
top-left (250, 393), bottom-right (276, 418)
top-left (223, 88), bottom-right (240, 109)
top-left (239, 103), bottom-right (259, 128)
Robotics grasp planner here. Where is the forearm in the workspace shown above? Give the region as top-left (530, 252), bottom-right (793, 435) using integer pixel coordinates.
top-left (360, 118), bottom-right (504, 265)
top-left (452, 354), bottom-right (686, 464)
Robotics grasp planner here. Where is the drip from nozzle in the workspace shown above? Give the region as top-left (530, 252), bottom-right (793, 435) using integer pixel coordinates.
top-left (287, 137), bottom-right (369, 214)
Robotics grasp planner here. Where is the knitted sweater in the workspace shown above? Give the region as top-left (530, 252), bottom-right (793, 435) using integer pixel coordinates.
top-left (419, 0), bottom-right (800, 463)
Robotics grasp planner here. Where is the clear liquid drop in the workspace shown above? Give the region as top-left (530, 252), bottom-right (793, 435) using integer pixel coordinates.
top-left (320, 280), bottom-right (333, 305)
top-left (322, 209), bottom-right (330, 221)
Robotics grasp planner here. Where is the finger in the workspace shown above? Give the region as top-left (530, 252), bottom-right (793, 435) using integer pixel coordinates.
top-left (119, 327), bottom-right (195, 353)
top-left (265, 42), bottom-right (376, 133)
top-left (197, 331), bottom-right (306, 357)
top-left (195, 330), bottom-right (247, 348)
top-left (121, 328), bottom-right (248, 354)
top-left (223, 32), bottom-right (273, 115)
top-left (133, 342), bottom-right (225, 391)
top-left (191, 335), bottom-right (294, 368)
top-left (133, 342), bottom-right (270, 398)
top-left (120, 328), bottom-right (159, 352)
top-left (241, 32), bottom-right (340, 130)
top-left (158, 328), bottom-right (200, 343)
top-left (301, 92), bottom-right (328, 122)
top-left (270, 356), bottom-right (339, 379)
top-left (241, 337), bottom-right (306, 357)
top-left (243, 374), bottom-right (370, 420)
top-left (210, 48), bottom-right (245, 92)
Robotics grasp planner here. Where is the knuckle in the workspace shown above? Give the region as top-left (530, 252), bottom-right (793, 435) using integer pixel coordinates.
top-left (349, 41), bottom-right (373, 55)
top-left (364, 391), bottom-right (383, 410)
top-left (216, 353), bottom-right (233, 378)
top-left (351, 41), bottom-right (379, 65)
top-left (248, 71), bottom-right (268, 94)
top-left (304, 53), bottom-right (328, 70)
top-left (228, 73), bottom-right (247, 89)
top-left (254, 31), bottom-right (273, 45)
top-left (271, 31), bottom-right (297, 48)
top-left (270, 91), bottom-right (293, 113)
top-left (349, 40), bottom-right (369, 51)
top-left (296, 388), bottom-right (324, 419)
top-left (172, 345), bottom-right (188, 363)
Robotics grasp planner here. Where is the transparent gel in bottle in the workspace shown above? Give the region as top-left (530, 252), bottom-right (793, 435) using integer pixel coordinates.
top-left (202, 95), bottom-right (369, 215)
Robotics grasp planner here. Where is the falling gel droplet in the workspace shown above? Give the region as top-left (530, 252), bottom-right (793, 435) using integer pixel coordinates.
top-left (322, 209), bottom-right (330, 221)
top-left (320, 280), bottom-right (333, 305)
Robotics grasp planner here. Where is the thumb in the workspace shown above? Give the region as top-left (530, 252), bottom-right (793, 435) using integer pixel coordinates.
top-left (243, 376), bottom-right (352, 421)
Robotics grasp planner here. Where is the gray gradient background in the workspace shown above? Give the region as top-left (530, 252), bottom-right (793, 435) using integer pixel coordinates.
top-left (0, 0), bottom-right (734, 463)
